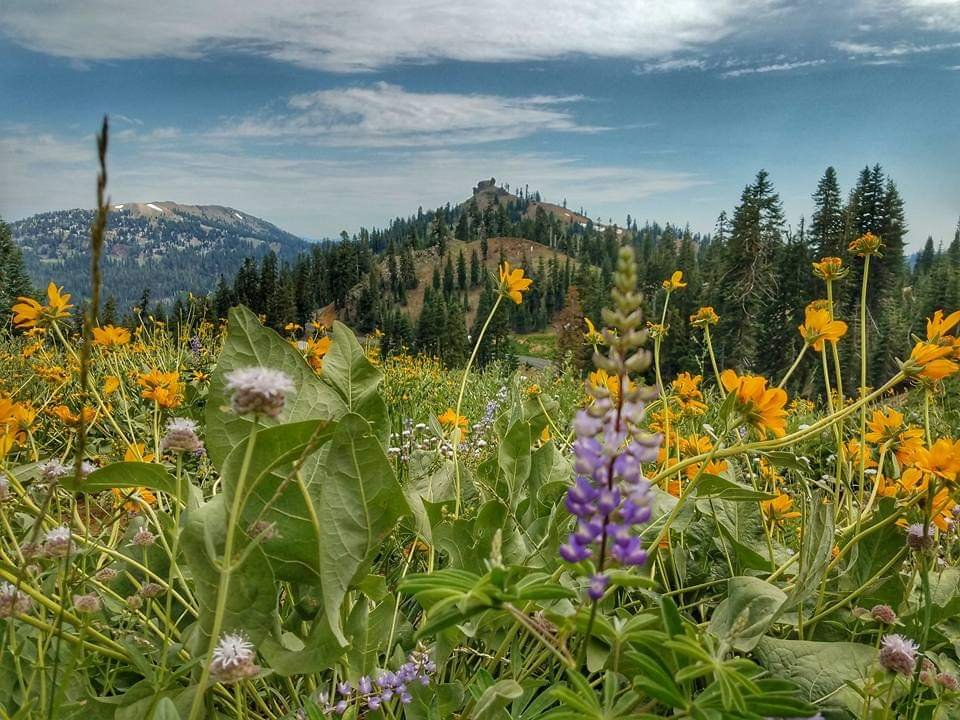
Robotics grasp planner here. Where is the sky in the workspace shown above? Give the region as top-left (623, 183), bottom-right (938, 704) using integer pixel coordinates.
top-left (1, 1), bottom-right (959, 250)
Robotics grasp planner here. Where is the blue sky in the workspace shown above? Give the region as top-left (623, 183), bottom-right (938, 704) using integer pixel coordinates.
top-left (1, 1), bottom-right (958, 250)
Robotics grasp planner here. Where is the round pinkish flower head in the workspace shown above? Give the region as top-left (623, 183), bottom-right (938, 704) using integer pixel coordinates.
top-left (879, 634), bottom-right (919, 676)
top-left (224, 367), bottom-right (294, 418)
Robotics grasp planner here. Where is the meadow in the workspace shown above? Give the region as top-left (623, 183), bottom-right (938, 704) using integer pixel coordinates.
top-left (2, 211), bottom-right (960, 720)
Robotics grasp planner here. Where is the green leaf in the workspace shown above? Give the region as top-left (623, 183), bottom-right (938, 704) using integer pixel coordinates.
top-left (150, 698), bottom-right (181, 720)
top-left (316, 413), bottom-right (410, 644)
top-left (471, 679), bottom-right (523, 719)
top-left (62, 462), bottom-right (179, 495)
top-left (753, 637), bottom-right (877, 715)
top-left (220, 419), bottom-right (335, 583)
top-left (783, 496), bottom-right (834, 613)
top-left (206, 306), bottom-right (349, 470)
top-left (497, 420), bottom-right (532, 502)
top-left (761, 451), bottom-right (811, 473)
top-left (708, 576), bottom-right (786, 652)
top-left (695, 474), bottom-right (775, 502)
top-left (180, 495), bottom-right (277, 653)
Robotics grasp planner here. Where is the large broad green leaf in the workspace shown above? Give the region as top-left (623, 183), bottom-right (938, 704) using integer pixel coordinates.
top-left (258, 615), bottom-right (343, 677)
top-left (180, 495), bottom-right (277, 653)
top-left (754, 637), bottom-right (877, 715)
top-left (321, 321), bottom-right (383, 414)
top-left (497, 420), bottom-right (532, 503)
top-left (783, 496), bottom-right (834, 614)
top-left (316, 413), bottom-right (410, 645)
top-left (708, 576), bottom-right (786, 652)
top-left (694, 474), bottom-right (774, 502)
top-left (838, 497), bottom-right (906, 608)
top-left (220, 419), bottom-right (336, 583)
top-left (471, 679), bottom-right (524, 720)
top-left (206, 306), bottom-right (348, 469)
top-left (62, 462), bottom-right (179, 496)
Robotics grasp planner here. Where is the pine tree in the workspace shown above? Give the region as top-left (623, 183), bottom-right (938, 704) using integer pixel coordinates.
top-left (455, 212), bottom-right (469, 241)
top-left (400, 242), bottom-right (418, 290)
top-left (456, 250), bottom-right (467, 291)
top-left (214, 274), bottom-right (234, 318)
top-left (431, 210), bottom-right (448, 256)
top-left (470, 249), bottom-right (480, 287)
top-left (440, 300), bottom-right (469, 368)
top-left (717, 170), bottom-right (785, 369)
top-left (916, 237), bottom-right (936, 277)
top-left (443, 256), bottom-right (455, 297)
top-left (810, 167), bottom-right (845, 258)
top-left (0, 217), bottom-right (33, 317)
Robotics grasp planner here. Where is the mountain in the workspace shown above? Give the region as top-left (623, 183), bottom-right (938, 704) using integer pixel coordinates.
top-left (11, 202), bottom-right (309, 309)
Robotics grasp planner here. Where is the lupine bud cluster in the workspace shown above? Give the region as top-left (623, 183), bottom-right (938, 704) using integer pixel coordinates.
top-left (561, 246), bottom-right (662, 600)
top-left (319, 645), bottom-right (435, 716)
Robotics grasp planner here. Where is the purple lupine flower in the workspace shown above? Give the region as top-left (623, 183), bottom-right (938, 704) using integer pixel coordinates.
top-left (560, 245), bottom-right (661, 600)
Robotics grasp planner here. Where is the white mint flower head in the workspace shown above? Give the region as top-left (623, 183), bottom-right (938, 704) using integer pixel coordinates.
top-left (224, 367), bottom-right (294, 418)
top-left (161, 417), bottom-right (203, 453)
top-left (43, 525), bottom-right (72, 558)
top-left (38, 460), bottom-right (69, 485)
top-left (0, 581), bottom-right (32, 618)
top-left (879, 633), bottom-right (919, 676)
top-left (0, 474), bottom-right (9, 500)
top-left (72, 592), bottom-right (102, 614)
top-left (210, 631), bottom-right (260, 683)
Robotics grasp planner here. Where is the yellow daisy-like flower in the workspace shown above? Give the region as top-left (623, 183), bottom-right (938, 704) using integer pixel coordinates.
top-left (92, 325), bottom-right (131, 347)
top-left (12, 282), bottom-right (73, 329)
top-left (720, 369), bottom-right (789, 439)
top-left (864, 407), bottom-right (904, 446)
top-left (583, 318), bottom-right (604, 346)
top-left (848, 231), bottom-right (883, 257)
top-left (689, 306), bottom-right (719, 328)
top-left (111, 486), bottom-right (158, 514)
top-left (910, 438), bottom-right (960, 485)
top-left (51, 405), bottom-right (97, 427)
top-left (103, 375), bottom-right (121, 395)
top-left (811, 256), bottom-right (848, 281)
top-left (438, 409), bottom-right (469, 437)
top-left (498, 262), bottom-right (533, 304)
top-left (588, 368), bottom-right (633, 402)
top-left (926, 309), bottom-right (960, 345)
top-left (137, 369), bottom-right (184, 409)
top-left (662, 270), bottom-right (687, 291)
top-left (798, 306), bottom-right (848, 351)
top-left (670, 372), bottom-right (707, 415)
top-left (124, 443), bottom-right (156, 463)
top-left (907, 342), bottom-right (958, 381)
top-left (761, 492), bottom-right (801, 525)
top-left (304, 336), bottom-right (332, 372)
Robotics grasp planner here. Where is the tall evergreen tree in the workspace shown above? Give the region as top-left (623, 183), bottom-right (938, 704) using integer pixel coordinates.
top-left (0, 217), bottom-right (33, 317)
top-left (717, 170), bottom-right (785, 369)
top-left (810, 166), bottom-right (845, 258)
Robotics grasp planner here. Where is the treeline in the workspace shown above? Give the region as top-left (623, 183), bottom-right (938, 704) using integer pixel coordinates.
top-left (5, 165), bottom-right (958, 394)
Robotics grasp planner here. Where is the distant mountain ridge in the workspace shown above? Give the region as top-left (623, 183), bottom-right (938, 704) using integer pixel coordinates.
top-left (11, 202), bottom-right (309, 309)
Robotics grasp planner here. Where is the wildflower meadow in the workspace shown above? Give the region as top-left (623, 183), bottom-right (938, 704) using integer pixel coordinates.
top-left (2, 125), bottom-right (960, 720)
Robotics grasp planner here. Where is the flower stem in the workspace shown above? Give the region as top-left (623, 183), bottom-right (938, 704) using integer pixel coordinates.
top-left (452, 293), bottom-right (503, 518)
top-left (187, 421), bottom-right (258, 720)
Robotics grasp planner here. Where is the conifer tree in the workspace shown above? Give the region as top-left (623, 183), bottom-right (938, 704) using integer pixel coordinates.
top-left (810, 166), bottom-right (845, 259)
top-left (0, 217), bottom-right (33, 317)
top-left (717, 170), bottom-right (785, 369)
top-left (456, 250), bottom-right (467, 291)
top-left (470, 249), bottom-right (480, 287)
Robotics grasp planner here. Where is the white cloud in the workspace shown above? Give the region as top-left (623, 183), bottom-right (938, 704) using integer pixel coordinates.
top-left (0, 127), bottom-right (706, 237)
top-left (722, 58), bottom-right (827, 77)
top-left (1, 0), bottom-right (775, 71)
top-left (213, 83), bottom-right (602, 147)
top-left (832, 39), bottom-right (960, 57)
top-left (633, 58), bottom-right (707, 74)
